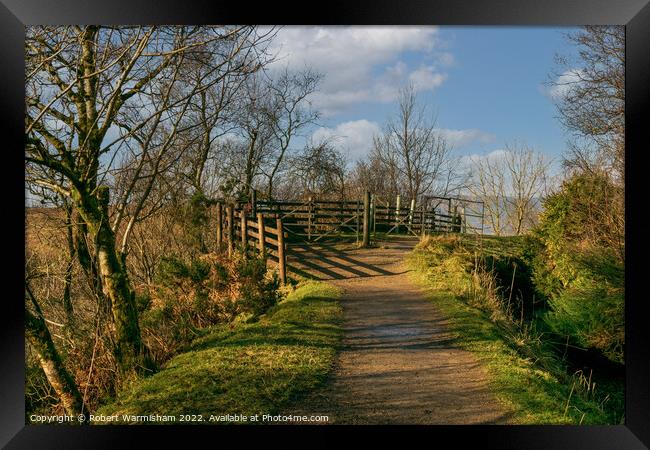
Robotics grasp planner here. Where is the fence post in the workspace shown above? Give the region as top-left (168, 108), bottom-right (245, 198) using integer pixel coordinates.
top-left (356, 199), bottom-right (360, 243)
top-left (216, 202), bottom-right (223, 250)
top-left (307, 196), bottom-right (313, 242)
top-left (395, 194), bottom-right (401, 234)
top-left (460, 206), bottom-right (467, 233)
top-left (241, 211), bottom-right (247, 249)
top-left (363, 191), bottom-right (370, 247)
top-left (257, 212), bottom-right (266, 263)
top-left (409, 198), bottom-right (415, 225)
top-left (226, 205), bottom-right (234, 256)
top-left (276, 218), bottom-right (286, 284)
top-left (421, 208), bottom-right (426, 238)
top-left (251, 189), bottom-right (257, 217)
top-left (370, 194), bottom-right (375, 237)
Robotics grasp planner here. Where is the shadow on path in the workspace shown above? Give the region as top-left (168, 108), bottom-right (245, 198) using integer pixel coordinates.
top-left (286, 239), bottom-right (415, 280)
top-left (286, 238), bottom-right (509, 425)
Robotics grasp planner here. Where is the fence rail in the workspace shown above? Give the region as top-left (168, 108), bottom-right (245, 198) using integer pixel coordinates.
top-left (211, 192), bottom-right (484, 281)
top-left (213, 206), bottom-right (288, 283)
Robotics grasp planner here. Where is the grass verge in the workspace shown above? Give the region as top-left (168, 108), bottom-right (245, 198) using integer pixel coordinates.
top-left (407, 234), bottom-right (621, 425)
top-left (94, 281), bottom-right (342, 424)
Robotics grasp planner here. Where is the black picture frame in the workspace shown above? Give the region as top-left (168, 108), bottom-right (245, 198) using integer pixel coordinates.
top-left (3, 1), bottom-right (649, 447)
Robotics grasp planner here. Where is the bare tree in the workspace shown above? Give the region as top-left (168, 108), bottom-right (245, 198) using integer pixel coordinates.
top-left (503, 143), bottom-right (551, 235)
top-left (232, 74), bottom-right (278, 199)
top-left (25, 26), bottom-right (265, 380)
top-left (468, 143), bottom-right (550, 236)
top-left (264, 68), bottom-right (322, 199)
top-left (348, 154), bottom-right (399, 202)
top-left (289, 139), bottom-right (348, 200)
top-left (548, 25), bottom-right (624, 261)
top-left (549, 26), bottom-right (624, 181)
top-left (467, 152), bottom-right (509, 236)
top-left (216, 67), bottom-right (322, 200)
top-left (371, 85), bottom-right (458, 204)
top-left (184, 28), bottom-right (277, 195)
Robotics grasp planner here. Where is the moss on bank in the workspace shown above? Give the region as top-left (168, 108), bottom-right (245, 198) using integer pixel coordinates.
top-left (95, 281), bottom-right (342, 424)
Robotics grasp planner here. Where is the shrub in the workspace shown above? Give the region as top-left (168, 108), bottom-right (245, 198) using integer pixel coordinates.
top-left (141, 251), bottom-right (280, 363)
top-left (413, 234), bottom-right (555, 370)
top-left (528, 172), bottom-right (625, 364)
top-left (535, 245), bottom-right (624, 364)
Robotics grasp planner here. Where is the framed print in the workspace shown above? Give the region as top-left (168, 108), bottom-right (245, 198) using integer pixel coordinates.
top-left (3, 0), bottom-right (649, 447)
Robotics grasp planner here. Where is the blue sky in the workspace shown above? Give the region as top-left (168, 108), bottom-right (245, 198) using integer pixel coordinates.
top-left (269, 26), bottom-right (580, 171)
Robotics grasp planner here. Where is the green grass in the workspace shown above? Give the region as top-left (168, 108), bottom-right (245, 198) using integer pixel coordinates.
top-left (407, 235), bottom-right (622, 425)
top-left (94, 281), bottom-right (342, 424)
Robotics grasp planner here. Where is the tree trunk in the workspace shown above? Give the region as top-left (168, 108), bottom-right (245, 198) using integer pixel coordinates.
top-left (75, 185), bottom-right (153, 381)
top-left (267, 143), bottom-right (289, 200)
top-left (73, 211), bottom-right (110, 316)
top-left (25, 304), bottom-right (87, 420)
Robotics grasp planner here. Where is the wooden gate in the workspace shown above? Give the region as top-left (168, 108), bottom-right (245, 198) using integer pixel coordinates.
top-left (371, 194), bottom-right (485, 237)
top-left (256, 198), bottom-right (363, 243)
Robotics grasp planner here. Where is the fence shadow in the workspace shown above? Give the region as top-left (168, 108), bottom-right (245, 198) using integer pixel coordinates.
top-left (286, 242), bottom-right (403, 280)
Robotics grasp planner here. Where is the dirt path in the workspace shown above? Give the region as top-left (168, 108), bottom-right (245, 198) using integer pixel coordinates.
top-left (286, 238), bottom-right (510, 424)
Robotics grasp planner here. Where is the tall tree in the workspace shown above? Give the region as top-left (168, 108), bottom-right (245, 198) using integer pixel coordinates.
top-left (184, 28), bottom-right (276, 195)
top-left (25, 26), bottom-right (266, 380)
top-left (371, 85), bottom-right (457, 203)
top-left (264, 68), bottom-right (321, 199)
top-left (550, 26), bottom-right (624, 180)
top-left (467, 152), bottom-right (508, 236)
top-left (503, 143), bottom-right (551, 235)
top-left (468, 143), bottom-right (550, 236)
top-left (232, 73), bottom-right (277, 199)
top-left (548, 25), bottom-right (624, 259)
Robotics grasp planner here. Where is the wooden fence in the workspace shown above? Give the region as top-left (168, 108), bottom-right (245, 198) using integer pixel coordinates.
top-left (256, 198), bottom-right (364, 243)
top-left (211, 193), bottom-right (483, 275)
top-left (214, 203), bottom-right (288, 284)
top-left (371, 194), bottom-right (485, 237)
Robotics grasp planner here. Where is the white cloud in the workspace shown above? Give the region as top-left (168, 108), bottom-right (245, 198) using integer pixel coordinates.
top-left (270, 26), bottom-right (440, 73)
top-left (437, 128), bottom-right (495, 148)
top-left (438, 52), bottom-right (455, 67)
top-left (268, 26), bottom-right (450, 116)
top-left (312, 121), bottom-right (495, 162)
top-left (409, 66), bottom-right (447, 92)
top-left (311, 119), bottom-right (382, 161)
top-left (459, 149), bottom-right (509, 168)
top-left (546, 69), bottom-right (584, 99)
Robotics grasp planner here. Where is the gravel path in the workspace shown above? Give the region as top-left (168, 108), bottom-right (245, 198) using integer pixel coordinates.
top-left (286, 238), bottom-right (510, 424)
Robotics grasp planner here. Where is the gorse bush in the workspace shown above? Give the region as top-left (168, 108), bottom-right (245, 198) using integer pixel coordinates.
top-left (527, 235), bottom-right (624, 364)
top-left (542, 172), bottom-right (623, 258)
top-left (141, 251), bottom-right (280, 364)
top-left (527, 172), bottom-right (624, 364)
top-left (186, 192), bottom-right (211, 253)
top-left (410, 233), bottom-right (623, 424)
